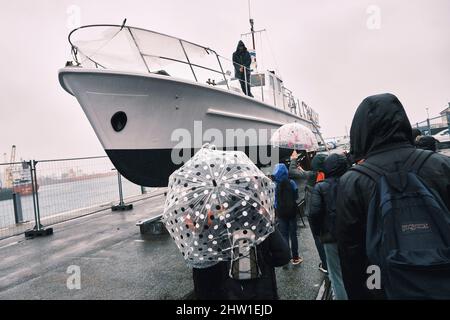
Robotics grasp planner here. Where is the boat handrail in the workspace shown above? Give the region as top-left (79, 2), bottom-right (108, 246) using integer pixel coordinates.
top-left (68, 24), bottom-right (319, 124)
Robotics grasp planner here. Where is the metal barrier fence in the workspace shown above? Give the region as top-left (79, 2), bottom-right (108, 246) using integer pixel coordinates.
top-left (0, 156), bottom-right (155, 240)
top-left (413, 112), bottom-right (450, 136)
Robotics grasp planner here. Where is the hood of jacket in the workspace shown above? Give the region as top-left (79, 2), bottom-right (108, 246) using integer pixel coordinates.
top-left (311, 153), bottom-right (327, 172)
top-left (272, 163), bottom-right (288, 182)
top-left (236, 40), bottom-right (247, 51)
top-left (350, 93), bottom-right (413, 161)
top-left (324, 153), bottom-right (348, 177)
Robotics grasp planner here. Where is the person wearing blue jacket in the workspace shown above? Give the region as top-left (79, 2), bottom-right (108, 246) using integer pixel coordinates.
top-left (272, 163), bottom-right (303, 265)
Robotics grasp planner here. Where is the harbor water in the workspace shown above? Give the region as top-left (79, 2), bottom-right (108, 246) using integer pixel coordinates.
top-left (0, 167), bottom-right (146, 235)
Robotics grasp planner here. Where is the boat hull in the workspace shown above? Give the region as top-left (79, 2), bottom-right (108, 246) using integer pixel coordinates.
top-left (105, 146), bottom-right (295, 186)
top-left (59, 68), bottom-right (317, 186)
top-left (12, 183), bottom-right (36, 196)
top-left (0, 188), bottom-right (13, 201)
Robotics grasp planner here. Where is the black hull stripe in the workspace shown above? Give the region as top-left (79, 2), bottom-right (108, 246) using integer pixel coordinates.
top-left (105, 147), bottom-right (300, 187)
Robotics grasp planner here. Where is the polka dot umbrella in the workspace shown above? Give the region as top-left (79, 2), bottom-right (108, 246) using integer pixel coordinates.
top-left (162, 145), bottom-right (276, 269)
top-left (271, 122), bottom-right (319, 151)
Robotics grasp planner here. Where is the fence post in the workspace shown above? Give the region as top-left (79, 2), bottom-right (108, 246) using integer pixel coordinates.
top-left (13, 193), bottom-right (24, 224)
top-left (141, 186), bottom-right (147, 194)
top-left (24, 160), bottom-right (53, 238)
top-left (111, 169), bottom-right (133, 211)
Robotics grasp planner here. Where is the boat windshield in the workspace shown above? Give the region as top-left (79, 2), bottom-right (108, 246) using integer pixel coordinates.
top-left (69, 24), bottom-right (319, 125)
top-left (69, 25), bottom-right (228, 81)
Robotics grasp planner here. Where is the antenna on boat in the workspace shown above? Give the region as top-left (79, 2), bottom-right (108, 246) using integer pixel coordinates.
top-left (242, 0), bottom-right (266, 71)
top-left (242, 1), bottom-right (265, 50)
top-left (248, 0), bottom-right (256, 50)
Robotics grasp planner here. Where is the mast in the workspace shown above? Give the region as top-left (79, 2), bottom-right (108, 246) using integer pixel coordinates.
top-left (248, 0), bottom-right (256, 50)
top-left (242, 0), bottom-right (264, 50)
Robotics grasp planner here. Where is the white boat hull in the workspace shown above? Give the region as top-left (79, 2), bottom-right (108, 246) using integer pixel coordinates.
top-left (59, 68), bottom-right (318, 186)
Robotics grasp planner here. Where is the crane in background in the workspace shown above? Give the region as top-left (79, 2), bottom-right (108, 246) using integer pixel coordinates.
top-left (4, 145), bottom-right (16, 188)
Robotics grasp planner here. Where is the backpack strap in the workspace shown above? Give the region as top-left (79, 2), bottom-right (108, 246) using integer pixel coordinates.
top-left (349, 148), bottom-right (433, 181)
top-left (360, 162), bottom-right (386, 177)
top-left (403, 149), bottom-right (434, 174)
top-left (403, 149), bottom-right (421, 169)
top-left (350, 162), bottom-right (384, 182)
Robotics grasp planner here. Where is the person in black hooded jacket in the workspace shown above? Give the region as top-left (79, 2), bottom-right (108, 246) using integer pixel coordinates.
top-left (310, 153), bottom-right (349, 299)
top-left (232, 40), bottom-right (253, 97)
top-left (192, 229), bottom-right (290, 300)
top-left (336, 93), bottom-right (450, 300)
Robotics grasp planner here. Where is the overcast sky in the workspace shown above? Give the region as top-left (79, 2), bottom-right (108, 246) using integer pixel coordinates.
top-left (1, 0), bottom-right (449, 161)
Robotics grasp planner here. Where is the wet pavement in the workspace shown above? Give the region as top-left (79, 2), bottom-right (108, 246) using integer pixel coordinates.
top-left (276, 220), bottom-right (325, 300)
top-left (0, 194), bottom-right (192, 299)
top-left (0, 193), bottom-right (323, 300)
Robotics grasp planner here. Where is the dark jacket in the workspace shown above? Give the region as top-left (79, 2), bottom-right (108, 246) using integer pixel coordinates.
top-left (336, 93), bottom-right (450, 300)
top-left (303, 154), bottom-right (327, 217)
top-left (232, 40), bottom-right (251, 78)
top-left (310, 154), bottom-right (348, 243)
top-left (192, 229), bottom-right (290, 300)
top-left (192, 263), bottom-right (228, 300)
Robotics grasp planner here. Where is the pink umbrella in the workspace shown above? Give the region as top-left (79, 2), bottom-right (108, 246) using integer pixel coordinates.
top-left (271, 123), bottom-right (319, 151)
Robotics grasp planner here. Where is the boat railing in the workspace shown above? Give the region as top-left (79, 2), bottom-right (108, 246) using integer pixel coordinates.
top-left (68, 24), bottom-right (318, 124)
top-left (213, 55), bottom-right (319, 124)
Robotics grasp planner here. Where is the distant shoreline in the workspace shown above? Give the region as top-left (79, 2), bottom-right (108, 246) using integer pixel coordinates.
top-left (37, 171), bottom-right (116, 186)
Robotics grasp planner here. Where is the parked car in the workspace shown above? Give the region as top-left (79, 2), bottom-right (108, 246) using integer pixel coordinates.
top-left (432, 129), bottom-right (450, 143)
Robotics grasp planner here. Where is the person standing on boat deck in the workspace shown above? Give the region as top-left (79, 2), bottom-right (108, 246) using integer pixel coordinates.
top-left (232, 40), bottom-right (253, 97)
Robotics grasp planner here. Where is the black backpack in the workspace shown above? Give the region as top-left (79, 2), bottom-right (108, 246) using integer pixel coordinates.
top-left (318, 177), bottom-right (339, 241)
top-left (276, 178), bottom-right (296, 219)
top-left (351, 149), bottom-right (450, 299)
